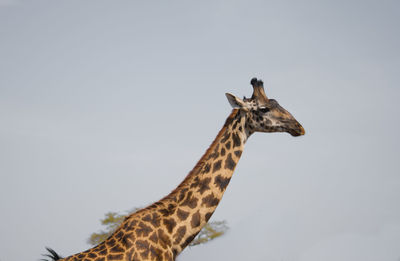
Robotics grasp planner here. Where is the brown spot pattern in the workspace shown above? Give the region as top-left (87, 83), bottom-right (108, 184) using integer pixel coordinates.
top-left (136, 222), bottom-right (152, 237)
top-left (176, 208), bottom-right (189, 221)
top-left (232, 132), bottom-right (241, 148)
top-left (149, 245), bottom-right (163, 260)
top-left (159, 203), bottom-right (176, 217)
top-left (205, 212), bottom-right (213, 221)
top-left (99, 248), bottom-right (107, 255)
top-left (181, 192), bottom-right (198, 209)
top-left (157, 229), bottom-right (171, 248)
top-left (191, 211), bottom-right (201, 228)
top-left (163, 218), bottom-right (177, 233)
top-left (202, 193), bottom-right (219, 207)
top-left (234, 150), bottom-right (242, 157)
top-left (220, 147), bottom-right (226, 156)
top-left (201, 163), bottom-right (211, 174)
top-left (221, 132), bottom-right (230, 143)
top-left (110, 244), bottom-right (124, 253)
top-left (180, 234), bottom-right (196, 249)
top-left (143, 213), bottom-right (161, 227)
top-left (212, 160), bottom-right (222, 173)
top-left (178, 188), bottom-right (189, 202)
top-left (224, 153), bottom-right (235, 170)
top-left (214, 175), bottom-right (231, 192)
top-left (191, 177), bottom-right (211, 194)
top-left (149, 232), bottom-right (158, 244)
top-left (197, 177), bottom-right (211, 194)
top-left (173, 226), bottom-right (187, 244)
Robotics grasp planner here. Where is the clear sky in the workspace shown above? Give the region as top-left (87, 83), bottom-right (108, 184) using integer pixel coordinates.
top-left (0, 0), bottom-right (399, 260)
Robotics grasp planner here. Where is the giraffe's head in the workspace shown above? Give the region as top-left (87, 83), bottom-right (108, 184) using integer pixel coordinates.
top-left (226, 78), bottom-right (305, 137)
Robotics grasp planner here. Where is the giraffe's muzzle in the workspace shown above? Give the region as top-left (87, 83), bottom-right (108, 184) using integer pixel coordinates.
top-left (288, 123), bottom-right (305, 137)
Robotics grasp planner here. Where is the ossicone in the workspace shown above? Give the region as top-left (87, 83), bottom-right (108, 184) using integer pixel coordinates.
top-left (250, 77), bottom-right (268, 104)
top-left (250, 77), bottom-right (263, 87)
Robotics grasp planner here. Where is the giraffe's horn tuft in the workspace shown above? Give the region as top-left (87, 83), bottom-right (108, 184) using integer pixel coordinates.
top-left (250, 77), bottom-right (264, 87)
top-left (41, 247), bottom-right (62, 261)
top-left (250, 77), bottom-right (268, 103)
top-left (250, 77), bottom-right (258, 86)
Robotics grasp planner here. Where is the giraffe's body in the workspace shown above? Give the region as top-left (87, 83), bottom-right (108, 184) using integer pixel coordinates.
top-left (44, 78), bottom-right (304, 261)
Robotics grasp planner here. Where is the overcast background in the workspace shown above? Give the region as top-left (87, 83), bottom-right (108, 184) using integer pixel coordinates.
top-left (1, 0), bottom-right (399, 260)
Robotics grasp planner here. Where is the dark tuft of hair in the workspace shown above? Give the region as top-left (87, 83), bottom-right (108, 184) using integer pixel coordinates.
top-left (250, 77), bottom-right (258, 86)
top-left (250, 77), bottom-right (264, 87)
top-left (41, 247), bottom-right (62, 261)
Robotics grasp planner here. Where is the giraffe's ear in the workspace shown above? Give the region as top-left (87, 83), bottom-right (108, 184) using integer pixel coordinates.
top-left (225, 93), bottom-right (248, 110)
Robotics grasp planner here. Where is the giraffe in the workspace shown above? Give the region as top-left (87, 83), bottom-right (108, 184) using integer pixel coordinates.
top-left (43, 78), bottom-right (305, 261)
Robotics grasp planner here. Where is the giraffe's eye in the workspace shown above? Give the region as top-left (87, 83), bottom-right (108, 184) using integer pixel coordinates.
top-left (259, 107), bottom-right (270, 113)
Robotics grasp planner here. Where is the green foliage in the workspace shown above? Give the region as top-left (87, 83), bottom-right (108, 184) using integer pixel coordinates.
top-left (88, 211), bottom-right (228, 247)
top-left (190, 220), bottom-right (228, 246)
top-left (87, 212), bottom-right (126, 245)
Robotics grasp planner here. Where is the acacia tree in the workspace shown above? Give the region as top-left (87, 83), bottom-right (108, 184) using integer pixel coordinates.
top-left (88, 211), bottom-right (228, 247)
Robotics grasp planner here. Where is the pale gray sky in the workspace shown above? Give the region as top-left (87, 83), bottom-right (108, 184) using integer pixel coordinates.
top-left (0, 1), bottom-right (399, 261)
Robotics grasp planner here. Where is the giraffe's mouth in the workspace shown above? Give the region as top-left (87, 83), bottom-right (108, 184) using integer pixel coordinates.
top-left (288, 124), bottom-right (305, 137)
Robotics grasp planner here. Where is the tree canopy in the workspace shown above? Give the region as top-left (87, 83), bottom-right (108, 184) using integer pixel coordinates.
top-left (88, 211), bottom-right (228, 247)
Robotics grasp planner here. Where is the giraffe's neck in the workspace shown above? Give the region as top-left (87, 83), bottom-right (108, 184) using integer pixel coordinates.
top-left (59, 110), bottom-right (248, 261)
top-left (159, 109), bottom-right (247, 255)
